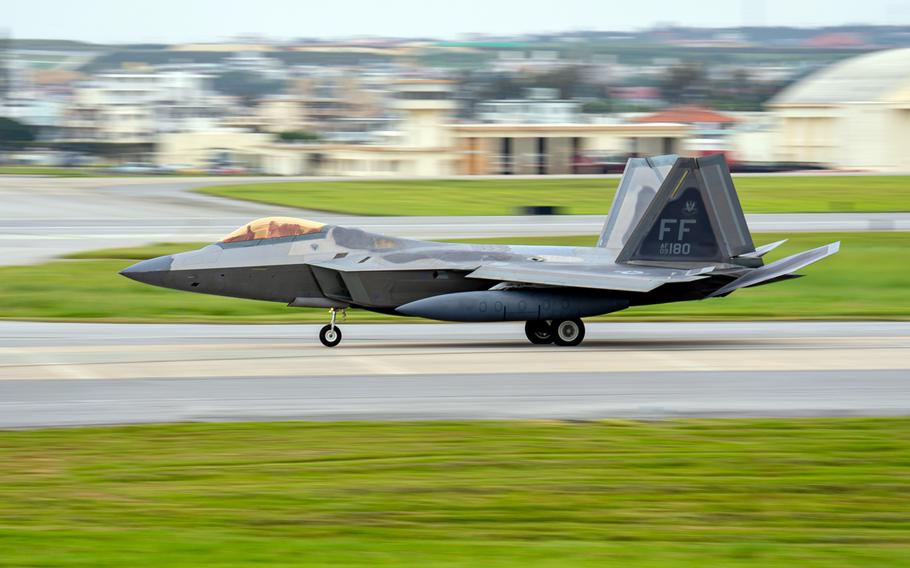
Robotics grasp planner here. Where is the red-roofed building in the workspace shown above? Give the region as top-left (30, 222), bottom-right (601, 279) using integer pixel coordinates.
top-left (631, 105), bottom-right (737, 127)
top-left (631, 105), bottom-right (738, 159)
top-left (803, 33), bottom-right (865, 49)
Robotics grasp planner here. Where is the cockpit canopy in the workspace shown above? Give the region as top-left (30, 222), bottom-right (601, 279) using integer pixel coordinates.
top-left (220, 217), bottom-right (326, 244)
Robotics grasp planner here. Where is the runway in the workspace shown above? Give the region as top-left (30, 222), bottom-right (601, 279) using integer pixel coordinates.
top-left (1, 175), bottom-right (907, 265)
top-left (1, 321), bottom-right (908, 427)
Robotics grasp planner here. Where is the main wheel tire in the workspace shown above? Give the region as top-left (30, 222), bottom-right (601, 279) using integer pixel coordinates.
top-left (524, 320), bottom-right (554, 344)
top-left (553, 318), bottom-right (585, 346)
top-left (319, 324), bottom-right (342, 347)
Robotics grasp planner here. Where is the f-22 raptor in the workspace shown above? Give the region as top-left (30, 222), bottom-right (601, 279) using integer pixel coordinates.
top-left (121, 155), bottom-right (839, 347)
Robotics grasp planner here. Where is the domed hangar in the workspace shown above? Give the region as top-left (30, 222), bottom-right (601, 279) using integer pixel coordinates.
top-left (768, 48), bottom-right (910, 171)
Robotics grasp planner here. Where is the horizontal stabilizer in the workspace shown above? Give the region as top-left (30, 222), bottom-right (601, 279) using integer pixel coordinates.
top-left (738, 239), bottom-right (787, 259)
top-left (709, 242), bottom-right (840, 297)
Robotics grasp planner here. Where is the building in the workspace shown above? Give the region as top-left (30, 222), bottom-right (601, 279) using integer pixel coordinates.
top-left (60, 70), bottom-right (217, 143)
top-left (157, 130), bottom-right (273, 168)
top-left (631, 105), bottom-right (738, 157)
top-left (768, 48), bottom-right (910, 171)
top-left (453, 123), bottom-right (687, 175)
top-left (157, 80), bottom-right (459, 176)
top-left (255, 96), bottom-right (308, 133)
top-left (489, 50), bottom-right (567, 74)
top-left (475, 88), bottom-right (580, 124)
top-left (156, 80), bottom-right (690, 176)
top-left (289, 69), bottom-right (386, 132)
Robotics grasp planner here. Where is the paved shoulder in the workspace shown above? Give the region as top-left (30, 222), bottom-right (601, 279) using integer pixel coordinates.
top-left (1, 322), bottom-right (907, 427)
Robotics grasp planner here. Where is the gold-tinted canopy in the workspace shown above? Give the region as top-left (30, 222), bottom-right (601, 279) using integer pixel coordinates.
top-left (220, 217), bottom-right (325, 243)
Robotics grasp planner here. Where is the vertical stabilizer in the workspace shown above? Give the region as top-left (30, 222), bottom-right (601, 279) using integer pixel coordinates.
top-left (597, 155), bottom-right (676, 253)
top-left (616, 154), bottom-right (754, 265)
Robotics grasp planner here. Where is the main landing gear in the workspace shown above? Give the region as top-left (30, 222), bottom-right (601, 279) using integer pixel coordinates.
top-left (319, 307), bottom-right (345, 347)
top-left (318, 311), bottom-right (585, 348)
top-left (524, 319), bottom-right (585, 347)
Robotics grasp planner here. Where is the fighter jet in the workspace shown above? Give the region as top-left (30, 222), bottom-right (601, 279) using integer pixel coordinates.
top-left (121, 154), bottom-right (839, 347)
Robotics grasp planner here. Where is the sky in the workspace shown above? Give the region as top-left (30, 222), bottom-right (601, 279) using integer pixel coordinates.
top-left (4, 0), bottom-right (910, 43)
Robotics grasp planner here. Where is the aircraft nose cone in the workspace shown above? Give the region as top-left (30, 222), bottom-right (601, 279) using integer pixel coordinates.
top-left (119, 255), bottom-right (174, 287)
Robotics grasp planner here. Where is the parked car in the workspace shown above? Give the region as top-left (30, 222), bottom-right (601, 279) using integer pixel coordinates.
top-left (571, 154), bottom-right (629, 174)
top-left (208, 164), bottom-right (249, 175)
top-left (158, 163), bottom-right (204, 175)
top-left (108, 162), bottom-right (159, 174)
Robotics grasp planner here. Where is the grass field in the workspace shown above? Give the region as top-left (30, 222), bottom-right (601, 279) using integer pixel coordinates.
top-left (0, 166), bottom-right (219, 177)
top-left (197, 176), bottom-right (910, 216)
top-left (0, 166), bottom-right (107, 177)
top-left (0, 419), bottom-right (908, 567)
top-left (0, 232), bottom-right (905, 323)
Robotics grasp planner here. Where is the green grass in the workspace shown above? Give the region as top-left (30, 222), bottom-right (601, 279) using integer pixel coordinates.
top-left (63, 242), bottom-right (210, 261)
top-left (1, 232), bottom-right (906, 323)
top-left (0, 166), bottom-right (217, 177)
top-left (197, 176), bottom-right (910, 216)
top-left (0, 166), bottom-right (109, 177)
top-left (0, 419), bottom-right (908, 567)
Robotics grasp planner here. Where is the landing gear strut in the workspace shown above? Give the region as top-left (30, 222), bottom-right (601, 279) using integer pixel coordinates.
top-left (319, 307), bottom-right (345, 347)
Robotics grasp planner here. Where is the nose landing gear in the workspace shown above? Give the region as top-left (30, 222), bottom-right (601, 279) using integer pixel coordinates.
top-left (319, 307), bottom-right (345, 347)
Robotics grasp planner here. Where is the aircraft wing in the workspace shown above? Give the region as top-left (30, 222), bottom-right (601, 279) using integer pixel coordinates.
top-left (307, 247), bottom-right (718, 294)
top-left (709, 242), bottom-right (840, 297)
top-left (467, 262), bottom-right (715, 293)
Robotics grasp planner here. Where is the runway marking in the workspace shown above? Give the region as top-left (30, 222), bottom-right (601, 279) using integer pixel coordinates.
top-left (48, 365), bottom-right (99, 380)
top-left (0, 347), bottom-right (906, 381)
top-left (350, 356), bottom-right (408, 375)
top-left (12, 348), bottom-right (100, 380)
top-left (645, 349), bottom-right (719, 373)
top-left (3, 335), bottom-right (909, 354)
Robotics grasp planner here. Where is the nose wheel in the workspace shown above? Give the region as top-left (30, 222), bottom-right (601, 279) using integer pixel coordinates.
top-left (319, 308), bottom-right (345, 347)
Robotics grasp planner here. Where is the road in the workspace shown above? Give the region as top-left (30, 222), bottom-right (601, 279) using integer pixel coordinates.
top-left (1, 175), bottom-right (908, 265)
top-left (1, 321), bottom-right (907, 427)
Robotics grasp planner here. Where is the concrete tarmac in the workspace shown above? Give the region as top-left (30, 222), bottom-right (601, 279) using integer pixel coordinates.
top-left (1, 321), bottom-right (908, 427)
top-left (1, 176), bottom-right (908, 265)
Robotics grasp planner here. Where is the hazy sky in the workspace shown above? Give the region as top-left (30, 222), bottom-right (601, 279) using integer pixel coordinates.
top-left (5, 0), bottom-right (910, 43)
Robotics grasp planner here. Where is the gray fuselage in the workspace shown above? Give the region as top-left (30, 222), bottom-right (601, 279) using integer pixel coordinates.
top-left (120, 225), bottom-right (717, 318)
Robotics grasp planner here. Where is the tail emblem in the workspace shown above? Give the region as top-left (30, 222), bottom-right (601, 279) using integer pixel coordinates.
top-left (683, 200), bottom-right (698, 215)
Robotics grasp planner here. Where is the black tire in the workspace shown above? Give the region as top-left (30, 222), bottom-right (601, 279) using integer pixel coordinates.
top-left (553, 319), bottom-right (585, 347)
top-left (319, 324), bottom-right (342, 347)
top-left (524, 320), bottom-right (554, 344)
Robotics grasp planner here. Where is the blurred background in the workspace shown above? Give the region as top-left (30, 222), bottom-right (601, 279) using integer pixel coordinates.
top-left (1, 0), bottom-right (910, 175)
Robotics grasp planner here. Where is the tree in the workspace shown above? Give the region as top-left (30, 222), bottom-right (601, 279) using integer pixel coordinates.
top-left (581, 99), bottom-right (613, 114)
top-left (0, 117), bottom-right (36, 144)
top-left (532, 66), bottom-right (586, 98)
top-left (212, 71), bottom-right (286, 103)
top-left (278, 131), bottom-right (320, 142)
top-left (659, 63), bottom-right (706, 104)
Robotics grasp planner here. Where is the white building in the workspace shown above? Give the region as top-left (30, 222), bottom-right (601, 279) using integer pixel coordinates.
top-left (768, 48), bottom-right (910, 171)
top-left (476, 88), bottom-right (580, 124)
top-left (490, 50), bottom-right (566, 74)
top-left (223, 51), bottom-right (287, 80)
top-left (157, 80), bottom-right (690, 177)
top-left (61, 70), bottom-right (217, 143)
